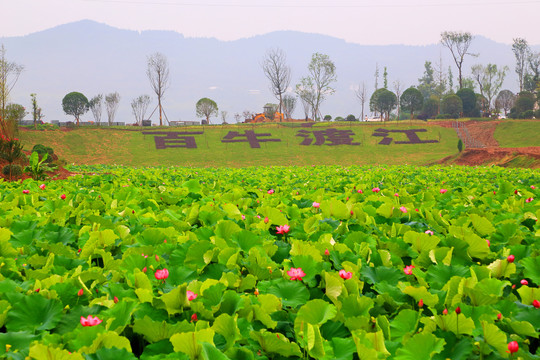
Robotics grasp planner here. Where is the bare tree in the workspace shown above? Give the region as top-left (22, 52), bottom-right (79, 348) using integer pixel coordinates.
top-left (374, 63), bottom-right (379, 90)
top-left (261, 48), bottom-right (291, 116)
top-left (354, 82), bottom-right (367, 121)
top-left (220, 110), bottom-right (228, 124)
top-left (146, 52), bottom-right (170, 126)
top-left (242, 110), bottom-right (253, 121)
top-left (105, 92), bottom-right (121, 126)
top-left (0, 44), bottom-right (24, 137)
top-left (512, 38), bottom-right (530, 92)
top-left (494, 90), bottom-right (516, 116)
top-left (88, 94), bottom-right (103, 125)
top-left (440, 31), bottom-right (476, 90)
top-left (296, 53), bottom-right (336, 121)
top-left (131, 94), bottom-right (151, 126)
top-left (296, 82), bottom-right (316, 120)
top-left (471, 64), bottom-right (508, 115)
top-left (234, 113), bottom-right (241, 123)
top-left (434, 54), bottom-right (447, 100)
top-left (282, 94), bottom-right (297, 120)
top-left (393, 80), bottom-right (403, 120)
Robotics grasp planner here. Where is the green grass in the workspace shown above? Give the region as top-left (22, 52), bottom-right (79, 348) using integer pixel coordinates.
top-left (19, 122), bottom-right (458, 167)
top-left (494, 120), bottom-right (540, 147)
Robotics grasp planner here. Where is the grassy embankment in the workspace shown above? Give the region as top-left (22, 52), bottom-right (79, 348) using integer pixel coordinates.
top-left (493, 120), bottom-right (540, 148)
top-left (19, 122), bottom-right (458, 167)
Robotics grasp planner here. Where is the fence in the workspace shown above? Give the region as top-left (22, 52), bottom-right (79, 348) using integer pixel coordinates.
top-left (452, 121), bottom-right (485, 148)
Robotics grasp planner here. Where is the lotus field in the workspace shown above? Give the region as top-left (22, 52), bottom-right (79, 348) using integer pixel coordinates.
top-left (1, 165), bottom-right (540, 359)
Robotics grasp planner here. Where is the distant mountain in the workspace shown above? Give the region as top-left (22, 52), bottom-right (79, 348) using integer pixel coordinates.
top-left (1, 20), bottom-right (537, 124)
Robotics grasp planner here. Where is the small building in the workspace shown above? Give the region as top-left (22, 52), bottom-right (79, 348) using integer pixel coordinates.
top-left (169, 120), bottom-right (200, 126)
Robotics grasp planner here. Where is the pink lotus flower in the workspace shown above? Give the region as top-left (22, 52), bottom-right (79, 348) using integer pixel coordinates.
top-left (187, 290), bottom-right (198, 301)
top-left (486, 239), bottom-right (491, 247)
top-left (440, 189), bottom-right (447, 194)
top-left (39, 184), bottom-right (46, 190)
top-left (507, 255), bottom-right (515, 263)
top-left (154, 269), bottom-right (169, 280)
top-left (526, 197), bottom-right (534, 203)
top-left (425, 230), bottom-right (434, 235)
top-left (287, 267), bottom-right (306, 281)
top-left (23, 189), bottom-right (30, 194)
top-left (403, 265), bottom-right (415, 275)
top-left (418, 299), bottom-right (424, 307)
top-left (142, 267), bottom-right (147, 273)
top-left (77, 288), bottom-right (84, 296)
top-left (191, 313), bottom-right (198, 322)
top-left (531, 185), bottom-right (536, 190)
top-left (497, 313), bottom-right (502, 320)
top-left (357, 189), bottom-right (363, 194)
top-left (113, 296), bottom-right (119, 304)
top-left (324, 249), bottom-right (330, 256)
top-left (80, 315), bottom-right (102, 327)
top-left (521, 279), bottom-right (529, 285)
top-left (455, 306), bottom-right (461, 314)
top-left (399, 206), bottom-right (407, 213)
top-left (372, 187), bottom-right (380, 193)
top-left (267, 189), bottom-right (274, 194)
top-left (394, 193), bottom-right (399, 197)
top-left (241, 215), bottom-right (246, 220)
top-left (60, 194), bottom-right (66, 200)
top-left (442, 308), bottom-right (448, 315)
top-left (264, 216), bottom-right (269, 223)
top-left (508, 341), bottom-right (519, 354)
top-left (312, 202), bottom-right (320, 208)
top-left (339, 270), bottom-right (352, 280)
top-left (276, 225), bottom-right (290, 234)
top-left (533, 300), bottom-right (540, 308)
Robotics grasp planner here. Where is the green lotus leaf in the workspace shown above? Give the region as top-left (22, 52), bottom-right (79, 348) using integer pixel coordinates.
top-left (469, 214), bottom-right (495, 236)
top-left (211, 313), bottom-right (241, 350)
top-left (394, 332), bottom-right (445, 360)
top-left (29, 343), bottom-right (85, 360)
top-left (250, 330), bottom-right (302, 358)
top-left (352, 329), bottom-right (390, 359)
top-left (480, 320), bottom-right (508, 357)
top-left (0, 331), bottom-right (39, 356)
top-left (6, 294), bottom-right (63, 332)
top-left (133, 315), bottom-right (194, 343)
top-left (521, 256), bottom-right (540, 284)
top-left (170, 328), bottom-right (215, 358)
top-left (258, 278), bottom-right (309, 308)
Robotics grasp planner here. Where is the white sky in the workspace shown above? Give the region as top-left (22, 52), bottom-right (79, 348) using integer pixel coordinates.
top-left (3, 0), bottom-right (540, 45)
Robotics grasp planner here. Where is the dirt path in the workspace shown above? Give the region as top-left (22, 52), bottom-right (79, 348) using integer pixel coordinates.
top-left (432, 120), bottom-right (540, 167)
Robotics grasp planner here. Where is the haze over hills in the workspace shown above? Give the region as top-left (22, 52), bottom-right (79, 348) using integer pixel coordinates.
top-left (2, 20), bottom-right (538, 124)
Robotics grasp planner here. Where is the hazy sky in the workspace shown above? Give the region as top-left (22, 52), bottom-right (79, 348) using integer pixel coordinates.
top-left (3, 0), bottom-right (540, 45)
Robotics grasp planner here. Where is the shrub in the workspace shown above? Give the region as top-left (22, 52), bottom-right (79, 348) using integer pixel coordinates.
top-left (435, 114), bottom-right (453, 119)
top-left (24, 152), bottom-right (57, 180)
top-left (32, 144), bottom-right (56, 163)
top-left (2, 164), bottom-right (22, 177)
top-left (346, 114), bottom-right (357, 122)
top-left (535, 109), bottom-right (540, 119)
top-left (458, 139), bottom-right (463, 153)
top-left (441, 94), bottom-right (463, 119)
top-left (520, 110), bottom-right (534, 119)
top-left (334, 116), bottom-right (344, 122)
top-left (323, 115), bottom-right (332, 121)
top-left (32, 144), bottom-right (54, 156)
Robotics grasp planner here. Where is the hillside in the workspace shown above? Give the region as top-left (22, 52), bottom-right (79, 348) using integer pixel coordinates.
top-left (14, 120), bottom-right (540, 169)
top-left (18, 122), bottom-right (455, 167)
